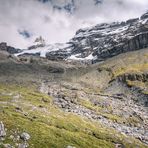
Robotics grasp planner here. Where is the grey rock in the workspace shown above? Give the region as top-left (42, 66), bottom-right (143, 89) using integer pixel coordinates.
top-left (20, 133), bottom-right (30, 141)
top-left (141, 12), bottom-right (148, 19)
top-left (3, 144), bottom-right (14, 148)
top-left (48, 66), bottom-right (65, 73)
top-left (0, 42), bottom-right (21, 54)
top-left (66, 146), bottom-right (76, 148)
top-left (0, 43), bottom-right (7, 51)
top-left (0, 121), bottom-right (6, 137)
top-left (46, 50), bottom-right (70, 61)
top-left (18, 143), bottom-right (29, 148)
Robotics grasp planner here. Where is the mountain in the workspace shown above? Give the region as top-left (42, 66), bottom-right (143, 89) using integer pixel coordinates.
top-left (69, 12), bottom-right (148, 62)
top-left (12, 12), bottom-right (148, 64)
top-left (0, 11), bottom-right (148, 148)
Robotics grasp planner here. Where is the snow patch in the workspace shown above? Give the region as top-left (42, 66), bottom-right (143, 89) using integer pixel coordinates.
top-left (15, 43), bottom-right (71, 57)
top-left (67, 53), bottom-right (95, 61)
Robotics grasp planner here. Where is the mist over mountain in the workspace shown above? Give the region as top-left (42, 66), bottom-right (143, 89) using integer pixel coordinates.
top-left (0, 0), bottom-right (148, 48)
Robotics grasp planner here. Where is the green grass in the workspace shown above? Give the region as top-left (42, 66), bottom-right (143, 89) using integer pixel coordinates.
top-left (111, 63), bottom-right (148, 78)
top-left (0, 83), bottom-right (147, 148)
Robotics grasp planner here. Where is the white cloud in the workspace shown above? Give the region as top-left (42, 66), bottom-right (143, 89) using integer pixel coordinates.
top-left (0, 0), bottom-right (147, 48)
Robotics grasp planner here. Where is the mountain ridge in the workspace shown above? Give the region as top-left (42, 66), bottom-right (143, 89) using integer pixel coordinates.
top-left (1, 11), bottom-right (147, 64)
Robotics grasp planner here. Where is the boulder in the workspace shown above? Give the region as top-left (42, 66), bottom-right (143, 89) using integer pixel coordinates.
top-left (18, 143), bottom-right (29, 148)
top-left (141, 12), bottom-right (148, 19)
top-left (20, 132), bottom-right (30, 141)
top-left (3, 144), bottom-right (14, 148)
top-left (0, 42), bottom-right (7, 51)
top-left (0, 121), bottom-right (6, 137)
top-left (66, 146), bottom-right (76, 148)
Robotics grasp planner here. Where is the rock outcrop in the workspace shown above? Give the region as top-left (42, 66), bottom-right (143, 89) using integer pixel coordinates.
top-left (0, 42), bottom-right (21, 54)
top-left (20, 132), bottom-right (30, 141)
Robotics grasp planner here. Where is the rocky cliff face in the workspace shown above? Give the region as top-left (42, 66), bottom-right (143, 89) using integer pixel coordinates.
top-left (67, 12), bottom-right (148, 62)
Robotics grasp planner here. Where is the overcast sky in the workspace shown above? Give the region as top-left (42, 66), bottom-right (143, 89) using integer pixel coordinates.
top-left (0, 0), bottom-right (148, 48)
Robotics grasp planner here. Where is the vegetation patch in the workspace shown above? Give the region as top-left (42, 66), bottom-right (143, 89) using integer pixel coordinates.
top-left (0, 83), bottom-right (147, 148)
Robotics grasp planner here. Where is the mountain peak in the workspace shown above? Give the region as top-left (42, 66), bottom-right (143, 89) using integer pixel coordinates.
top-left (34, 36), bottom-right (46, 46)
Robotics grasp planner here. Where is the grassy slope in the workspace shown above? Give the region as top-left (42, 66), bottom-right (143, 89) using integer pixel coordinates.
top-left (99, 48), bottom-right (148, 77)
top-left (0, 83), bottom-right (147, 148)
top-left (78, 48), bottom-right (148, 89)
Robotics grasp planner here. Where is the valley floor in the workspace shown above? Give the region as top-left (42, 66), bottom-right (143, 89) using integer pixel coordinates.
top-left (0, 48), bottom-right (148, 148)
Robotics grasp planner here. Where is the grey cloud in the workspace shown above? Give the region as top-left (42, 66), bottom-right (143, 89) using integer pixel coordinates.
top-left (0, 0), bottom-right (147, 48)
